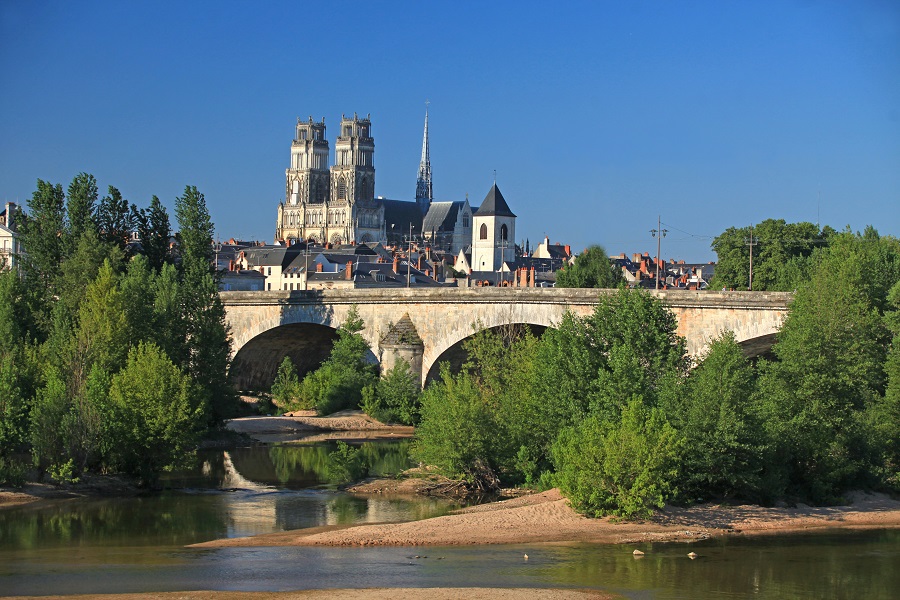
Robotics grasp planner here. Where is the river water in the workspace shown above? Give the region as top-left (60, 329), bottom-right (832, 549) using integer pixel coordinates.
top-left (1, 440), bottom-right (898, 599)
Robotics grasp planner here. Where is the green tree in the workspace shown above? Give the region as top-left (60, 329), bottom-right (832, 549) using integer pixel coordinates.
top-left (414, 365), bottom-right (497, 483)
top-left (710, 219), bottom-right (830, 291)
top-left (361, 359), bottom-right (421, 425)
top-left (671, 332), bottom-right (766, 502)
top-left (106, 342), bottom-right (205, 484)
top-left (271, 356), bottom-right (304, 409)
top-left (174, 186), bottom-right (234, 423)
top-left (300, 306), bottom-right (377, 415)
top-left (65, 172), bottom-right (98, 249)
top-left (755, 230), bottom-right (895, 502)
top-left (96, 185), bottom-right (137, 254)
top-left (137, 195), bottom-right (172, 272)
top-left (555, 245), bottom-right (622, 288)
top-left (551, 398), bottom-right (682, 519)
top-left (18, 179), bottom-right (66, 334)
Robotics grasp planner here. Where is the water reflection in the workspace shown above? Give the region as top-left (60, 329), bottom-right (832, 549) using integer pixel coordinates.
top-left (163, 439), bottom-right (415, 490)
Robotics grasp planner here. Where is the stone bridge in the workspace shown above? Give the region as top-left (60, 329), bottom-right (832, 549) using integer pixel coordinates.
top-left (221, 288), bottom-right (792, 390)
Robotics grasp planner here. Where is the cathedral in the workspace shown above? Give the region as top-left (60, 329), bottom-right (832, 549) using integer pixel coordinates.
top-left (275, 111), bottom-right (512, 263)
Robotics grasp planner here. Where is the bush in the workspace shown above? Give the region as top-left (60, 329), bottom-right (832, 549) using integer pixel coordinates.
top-left (0, 456), bottom-right (27, 487)
top-left (551, 398), bottom-right (682, 519)
top-left (414, 366), bottom-right (497, 483)
top-left (361, 360), bottom-right (420, 425)
top-left (271, 356), bottom-right (311, 411)
top-left (106, 342), bottom-right (206, 484)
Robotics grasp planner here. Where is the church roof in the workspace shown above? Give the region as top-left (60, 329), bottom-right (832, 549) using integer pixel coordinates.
top-left (474, 184), bottom-right (515, 217)
top-left (423, 201), bottom-right (464, 233)
top-left (382, 199), bottom-right (424, 236)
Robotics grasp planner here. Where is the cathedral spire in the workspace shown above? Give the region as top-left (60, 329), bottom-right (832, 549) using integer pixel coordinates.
top-left (415, 103), bottom-right (432, 213)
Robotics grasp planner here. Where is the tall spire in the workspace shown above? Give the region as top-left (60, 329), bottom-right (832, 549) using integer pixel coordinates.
top-left (415, 103), bottom-right (433, 213)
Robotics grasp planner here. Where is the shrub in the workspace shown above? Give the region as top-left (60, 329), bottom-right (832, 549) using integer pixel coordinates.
top-left (551, 398), bottom-right (682, 519)
top-left (361, 360), bottom-right (420, 425)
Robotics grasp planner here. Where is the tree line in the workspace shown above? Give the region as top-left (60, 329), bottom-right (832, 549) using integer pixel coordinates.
top-left (413, 227), bottom-right (899, 516)
top-left (0, 174), bottom-right (233, 486)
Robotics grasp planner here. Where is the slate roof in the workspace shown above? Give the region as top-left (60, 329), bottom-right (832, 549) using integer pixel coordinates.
top-left (381, 313), bottom-right (423, 345)
top-left (382, 199), bottom-right (424, 235)
top-left (474, 184), bottom-right (515, 217)
top-left (423, 201), bottom-right (463, 233)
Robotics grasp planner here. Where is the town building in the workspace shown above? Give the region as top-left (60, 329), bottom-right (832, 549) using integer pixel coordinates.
top-left (0, 202), bottom-right (21, 270)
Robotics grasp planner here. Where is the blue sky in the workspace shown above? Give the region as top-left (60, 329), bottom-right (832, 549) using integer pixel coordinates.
top-left (1, 1), bottom-right (897, 261)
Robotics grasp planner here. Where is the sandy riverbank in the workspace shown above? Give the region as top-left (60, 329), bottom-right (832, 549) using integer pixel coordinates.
top-left (226, 410), bottom-right (414, 441)
top-left (191, 487), bottom-right (900, 548)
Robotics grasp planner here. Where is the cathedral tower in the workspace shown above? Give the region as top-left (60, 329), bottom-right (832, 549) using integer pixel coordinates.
top-left (279, 117), bottom-right (330, 242)
top-left (415, 109), bottom-right (433, 215)
top-left (330, 113), bottom-right (381, 243)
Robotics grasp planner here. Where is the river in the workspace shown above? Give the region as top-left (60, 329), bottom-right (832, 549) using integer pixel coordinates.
top-left (1, 440), bottom-right (898, 599)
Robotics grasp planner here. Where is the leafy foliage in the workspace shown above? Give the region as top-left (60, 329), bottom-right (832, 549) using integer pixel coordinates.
top-left (551, 399), bottom-right (682, 519)
top-left (271, 356), bottom-right (306, 410)
top-left (106, 343), bottom-right (205, 483)
top-left (711, 219), bottom-right (831, 291)
top-left (297, 306), bottom-right (378, 415)
top-left (669, 332), bottom-right (766, 502)
top-left (555, 245), bottom-right (622, 288)
top-left (361, 359), bottom-right (421, 425)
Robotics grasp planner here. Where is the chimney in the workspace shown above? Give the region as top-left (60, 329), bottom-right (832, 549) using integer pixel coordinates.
top-left (564, 244), bottom-right (571, 256)
top-left (632, 253), bottom-right (640, 263)
top-left (316, 262), bottom-right (323, 273)
top-left (259, 266), bottom-right (265, 274)
top-left (529, 266), bottom-right (535, 288)
top-left (393, 255), bottom-right (400, 273)
top-left (345, 261), bottom-right (353, 280)
top-left (417, 255), bottom-right (423, 270)
top-left (520, 268), bottom-right (528, 287)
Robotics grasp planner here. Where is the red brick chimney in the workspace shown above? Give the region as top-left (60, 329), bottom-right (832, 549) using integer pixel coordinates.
top-left (345, 261), bottom-right (353, 280)
top-left (529, 266), bottom-right (535, 287)
top-left (393, 255), bottom-right (400, 273)
top-left (564, 244), bottom-right (571, 256)
top-left (316, 262), bottom-right (323, 273)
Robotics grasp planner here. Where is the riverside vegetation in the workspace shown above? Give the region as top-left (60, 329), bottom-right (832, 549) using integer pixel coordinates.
top-left (0, 174), bottom-right (233, 487)
top-left (275, 229), bottom-right (900, 518)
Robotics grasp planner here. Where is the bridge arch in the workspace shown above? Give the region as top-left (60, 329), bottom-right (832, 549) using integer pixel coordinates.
top-left (424, 322), bottom-right (550, 383)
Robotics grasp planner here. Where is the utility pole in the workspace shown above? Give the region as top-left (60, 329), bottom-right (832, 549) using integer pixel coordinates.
top-left (407, 222), bottom-right (415, 288)
top-left (650, 215), bottom-right (668, 290)
top-left (745, 224), bottom-right (757, 291)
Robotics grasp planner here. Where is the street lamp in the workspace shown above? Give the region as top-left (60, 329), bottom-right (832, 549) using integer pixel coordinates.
top-left (406, 223), bottom-right (416, 288)
top-left (650, 215), bottom-right (668, 290)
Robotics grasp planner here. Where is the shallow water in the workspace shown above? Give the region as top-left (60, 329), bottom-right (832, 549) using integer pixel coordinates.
top-left (1, 440), bottom-right (898, 599)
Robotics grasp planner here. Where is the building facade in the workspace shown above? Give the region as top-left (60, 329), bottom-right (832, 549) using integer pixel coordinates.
top-left (277, 114), bottom-right (384, 245)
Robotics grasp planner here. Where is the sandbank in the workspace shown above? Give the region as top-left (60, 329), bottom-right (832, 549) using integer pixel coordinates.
top-left (191, 488), bottom-right (900, 548)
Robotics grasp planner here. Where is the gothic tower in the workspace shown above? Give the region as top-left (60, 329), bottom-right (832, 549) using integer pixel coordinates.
top-left (471, 183), bottom-right (516, 273)
top-left (415, 109), bottom-right (433, 215)
top-left (330, 113), bottom-right (381, 244)
top-left (279, 117), bottom-right (330, 242)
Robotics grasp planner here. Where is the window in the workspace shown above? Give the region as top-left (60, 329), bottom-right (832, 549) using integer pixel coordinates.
top-left (267, 267), bottom-right (271, 276)
top-left (463, 215), bottom-right (469, 227)
top-left (338, 180), bottom-right (347, 200)
top-left (500, 224), bottom-right (508, 241)
top-left (480, 223), bottom-right (487, 240)
top-left (267, 283), bottom-right (271, 291)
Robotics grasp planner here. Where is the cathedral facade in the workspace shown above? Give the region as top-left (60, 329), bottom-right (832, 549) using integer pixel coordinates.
top-left (276, 113), bottom-right (385, 245)
top-left (274, 111), bottom-right (507, 264)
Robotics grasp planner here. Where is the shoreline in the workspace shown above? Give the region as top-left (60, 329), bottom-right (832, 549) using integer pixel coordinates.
top-left (190, 488), bottom-right (900, 549)
top-left (2, 589), bottom-right (620, 600)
